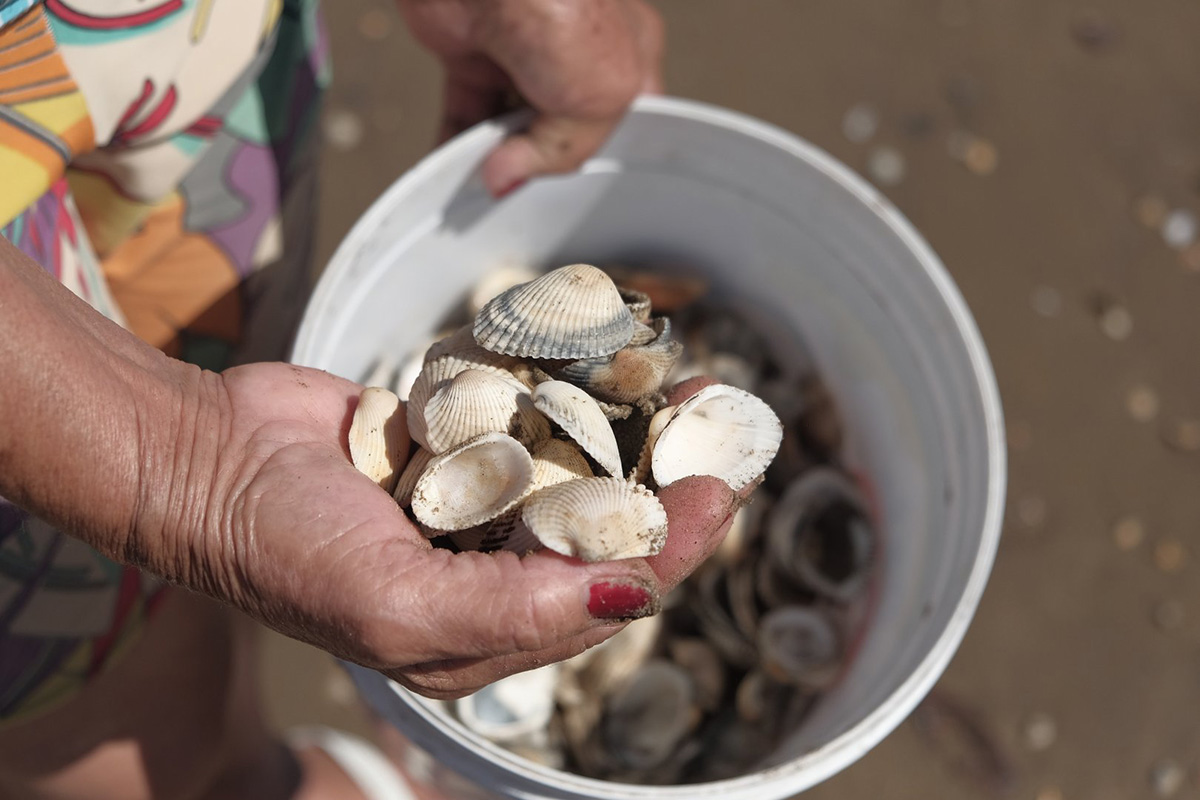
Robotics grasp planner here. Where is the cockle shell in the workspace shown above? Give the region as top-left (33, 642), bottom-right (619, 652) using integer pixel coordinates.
top-left (601, 660), bottom-right (699, 771)
top-left (629, 404), bottom-right (675, 484)
top-left (473, 264), bottom-right (634, 359)
top-left (765, 467), bottom-right (873, 603)
top-left (531, 437), bottom-right (594, 486)
top-left (757, 605), bottom-right (842, 690)
top-left (531, 381), bottom-right (623, 477)
top-left (421, 368), bottom-right (550, 454)
top-left (522, 477), bottom-right (668, 562)
top-left (393, 446), bottom-right (434, 509)
top-left (410, 433), bottom-right (535, 531)
top-left (618, 287), bottom-right (653, 323)
top-left (456, 663), bottom-right (561, 746)
top-left (651, 384), bottom-right (783, 491)
top-left (407, 345), bottom-right (523, 450)
top-left (555, 319), bottom-right (683, 405)
top-left (348, 387), bottom-right (408, 494)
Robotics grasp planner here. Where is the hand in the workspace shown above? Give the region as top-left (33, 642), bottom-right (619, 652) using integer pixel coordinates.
top-left (397, 0), bottom-right (664, 196)
top-left (149, 364), bottom-right (737, 699)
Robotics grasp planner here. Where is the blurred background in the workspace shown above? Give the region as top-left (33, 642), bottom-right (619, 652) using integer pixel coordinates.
top-left (260, 1), bottom-right (1200, 798)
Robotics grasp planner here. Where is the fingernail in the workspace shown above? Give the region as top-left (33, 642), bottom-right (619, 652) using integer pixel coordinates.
top-left (587, 579), bottom-right (659, 621)
top-left (494, 177), bottom-right (527, 199)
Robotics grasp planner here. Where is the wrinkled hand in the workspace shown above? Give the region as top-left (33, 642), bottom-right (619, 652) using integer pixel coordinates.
top-left (397, 0), bottom-right (664, 196)
top-left (158, 363), bottom-right (735, 699)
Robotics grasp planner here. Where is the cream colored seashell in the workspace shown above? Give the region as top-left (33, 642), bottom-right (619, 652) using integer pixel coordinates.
top-left (473, 264), bottom-right (634, 359)
top-left (407, 352), bottom-right (523, 450)
top-left (531, 438), bottom-right (593, 487)
top-left (556, 319), bottom-right (683, 404)
top-left (468, 265), bottom-right (541, 317)
top-left (618, 286), bottom-right (653, 323)
top-left (410, 433), bottom-right (535, 531)
top-left (651, 384), bottom-right (783, 491)
top-left (348, 387), bottom-right (408, 494)
top-left (522, 477), bottom-right (668, 562)
top-left (421, 368), bottom-right (550, 455)
top-left (392, 446), bottom-right (434, 509)
top-left (629, 404), bottom-right (676, 484)
top-left (508, 361), bottom-right (556, 390)
top-left (531, 381), bottom-right (623, 477)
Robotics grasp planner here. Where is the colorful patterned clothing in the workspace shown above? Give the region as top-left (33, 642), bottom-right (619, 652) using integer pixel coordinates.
top-left (0, 0), bottom-right (329, 724)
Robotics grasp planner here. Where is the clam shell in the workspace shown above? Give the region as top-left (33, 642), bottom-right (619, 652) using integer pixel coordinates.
top-left (393, 446), bottom-right (434, 509)
top-left (531, 381), bottom-right (623, 478)
top-left (407, 351), bottom-right (524, 450)
top-left (348, 387), bottom-right (408, 494)
top-left (651, 383), bottom-right (783, 491)
top-left (629, 404), bottom-right (675, 484)
top-left (555, 323), bottom-right (683, 404)
top-left (757, 605), bottom-right (842, 690)
top-left (422, 368), bottom-right (550, 454)
top-left (521, 477), bottom-right (668, 562)
top-left (456, 663), bottom-right (560, 745)
top-left (601, 659), bottom-right (698, 771)
top-left (410, 433), bottom-right (535, 531)
top-left (449, 508), bottom-right (543, 555)
top-left (667, 638), bottom-right (727, 713)
top-left (618, 286), bottom-right (653, 323)
top-left (473, 264), bottom-right (634, 359)
top-left (531, 437), bottom-right (594, 487)
top-left (766, 467), bottom-right (873, 603)
top-left (693, 567), bottom-right (758, 669)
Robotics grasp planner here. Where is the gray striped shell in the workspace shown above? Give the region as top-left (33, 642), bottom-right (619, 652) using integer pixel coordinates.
top-left (410, 433), bottom-right (535, 531)
top-left (422, 368), bottom-right (550, 454)
top-left (651, 384), bottom-right (783, 491)
top-left (348, 387), bottom-right (408, 494)
top-left (531, 381), bottom-right (623, 477)
top-left (473, 264), bottom-right (634, 359)
top-left (522, 477), bottom-right (668, 562)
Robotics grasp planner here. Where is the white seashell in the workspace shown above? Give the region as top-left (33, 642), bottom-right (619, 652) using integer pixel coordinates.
top-left (410, 433), bottom-right (535, 531)
top-left (651, 384), bottom-right (783, 491)
top-left (348, 387), bottom-right (408, 494)
top-left (468, 265), bottom-right (541, 317)
top-left (422, 368), bottom-right (550, 454)
top-left (393, 446), bottom-right (434, 509)
top-left (456, 663), bottom-right (561, 746)
top-left (629, 404), bottom-right (676, 484)
top-left (531, 381), bottom-right (623, 477)
top-left (473, 264), bottom-right (634, 359)
top-left (407, 352), bottom-right (523, 450)
top-left (522, 477), bottom-right (668, 562)
top-left (531, 438), bottom-right (594, 487)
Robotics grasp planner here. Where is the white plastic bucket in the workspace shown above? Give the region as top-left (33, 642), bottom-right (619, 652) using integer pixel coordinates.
top-left (292, 96), bottom-right (1006, 799)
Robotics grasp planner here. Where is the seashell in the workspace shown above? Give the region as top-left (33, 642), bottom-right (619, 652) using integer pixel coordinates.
top-left (422, 368), bottom-right (550, 454)
top-left (410, 433), bottom-right (535, 531)
top-left (766, 467), bottom-right (873, 603)
top-left (618, 286), bottom-right (653, 323)
top-left (555, 319), bottom-right (683, 404)
top-left (689, 711), bottom-right (774, 783)
top-left (393, 446), bottom-right (434, 510)
top-left (692, 567), bottom-right (758, 669)
top-left (348, 387), bottom-right (408, 494)
top-left (726, 557), bottom-right (762, 641)
top-left (797, 376), bottom-right (844, 461)
top-left (651, 383), bottom-right (783, 491)
top-left (757, 605), bottom-right (842, 690)
top-left (393, 338), bottom-right (437, 401)
top-left (522, 477), bottom-right (668, 562)
top-left (627, 321), bottom-right (658, 347)
top-left (629, 404), bottom-right (675, 484)
top-left (468, 265), bottom-right (540, 317)
top-left (473, 263), bottom-right (634, 359)
top-left (531, 381), bottom-right (623, 478)
top-left (667, 638), bottom-right (727, 713)
top-left (508, 361), bottom-right (555, 390)
top-left (601, 659), bottom-right (699, 771)
top-left (456, 663), bottom-right (560, 746)
top-left (531, 437), bottom-right (593, 487)
top-left (407, 350), bottom-right (524, 450)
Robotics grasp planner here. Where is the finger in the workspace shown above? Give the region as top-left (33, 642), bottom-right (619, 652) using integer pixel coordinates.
top-left (476, 0), bottom-right (655, 195)
top-left (647, 474), bottom-right (740, 591)
top-left (355, 545), bottom-right (659, 668)
top-left (387, 623), bottom-right (627, 700)
top-left (438, 55), bottom-right (514, 144)
top-left (665, 375), bottom-right (719, 407)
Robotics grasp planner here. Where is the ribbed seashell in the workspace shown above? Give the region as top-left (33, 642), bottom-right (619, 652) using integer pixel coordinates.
top-left (531, 381), bottom-right (622, 477)
top-left (473, 264), bottom-right (634, 359)
top-left (448, 508), bottom-right (543, 555)
top-left (765, 467), bottom-right (873, 603)
top-left (628, 404), bottom-right (675, 484)
top-left (651, 384), bottom-right (783, 491)
top-left (618, 287), bottom-right (653, 323)
top-left (556, 326), bottom-right (684, 405)
top-left (392, 446), bottom-right (434, 509)
top-left (508, 361), bottom-right (556, 390)
top-left (531, 438), bottom-right (593, 487)
top-left (601, 659), bottom-right (699, 771)
top-left (410, 433), bottom-right (535, 531)
top-left (522, 477), bottom-right (668, 562)
top-left (421, 368), bottom-right (550, 455)
top-left (757, 605), bottom-right (842, 690)
top-left (407, 353), bottom-right (523, 450)
top-left (348, 387), bottom-right (408, 494)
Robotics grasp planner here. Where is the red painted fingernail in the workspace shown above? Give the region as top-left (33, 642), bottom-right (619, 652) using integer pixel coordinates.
top-left (587, 580), bottom-right (659, 621)
top-left (494, 178), bottom-right (527, 199)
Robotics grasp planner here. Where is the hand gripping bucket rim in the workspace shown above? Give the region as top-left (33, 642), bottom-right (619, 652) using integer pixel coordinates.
top-left (294, 95), bottom-right (1006, 799)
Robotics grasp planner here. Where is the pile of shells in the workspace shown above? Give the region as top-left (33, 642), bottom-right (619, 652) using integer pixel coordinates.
top-left (351, 264), bottom-right (876, 785)
top-left (349, 262), bottom-right (783, 563)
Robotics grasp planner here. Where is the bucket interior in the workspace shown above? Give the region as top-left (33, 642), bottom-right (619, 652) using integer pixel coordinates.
top-left (294, 98), bottom-right (1003, 799)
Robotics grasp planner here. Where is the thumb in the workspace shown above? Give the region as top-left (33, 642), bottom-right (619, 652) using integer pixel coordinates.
top-left (482, 115), bottom-right (618, 197)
